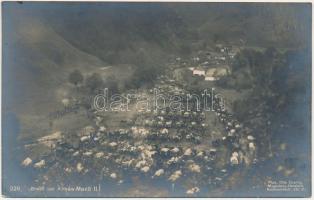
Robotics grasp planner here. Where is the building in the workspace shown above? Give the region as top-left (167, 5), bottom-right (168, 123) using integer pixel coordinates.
top-left (205, 76), bottom-right (216, 81)
top-left (193, 67), bottom-right (206, 76)
top-left (204, 67), bottom-right (229, 81)
top-left (188, 67), bottom-right (195, 71)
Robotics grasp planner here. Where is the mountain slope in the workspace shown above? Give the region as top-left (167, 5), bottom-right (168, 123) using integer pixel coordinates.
top-left (3, 13), bottom-right (106, 115)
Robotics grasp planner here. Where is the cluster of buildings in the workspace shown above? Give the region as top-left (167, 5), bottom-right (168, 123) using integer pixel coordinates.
top-left (190, 66), bottom-right (229, 81)
top-left (174, 44), bottom-right (238, 82)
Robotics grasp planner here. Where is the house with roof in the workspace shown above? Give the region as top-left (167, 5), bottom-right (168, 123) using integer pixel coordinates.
top-left (192, 67), bottom-right (206, 76)
top-left (204, 66), bottom-right (229, 81)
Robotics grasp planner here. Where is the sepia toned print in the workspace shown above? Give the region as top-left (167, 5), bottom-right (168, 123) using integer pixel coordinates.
top-left (2, 2), bottom-right (311, 197)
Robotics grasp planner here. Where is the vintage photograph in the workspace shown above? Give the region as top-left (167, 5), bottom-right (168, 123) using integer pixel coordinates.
top-left (2, 2), bottom-right (311, 198)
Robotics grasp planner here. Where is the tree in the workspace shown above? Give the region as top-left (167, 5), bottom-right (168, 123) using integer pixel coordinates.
top-left (86, 73), bottom-right (104, 92)
top-left (213, 33), bottom-right (220, 43)
top-left (106, 76), bottom-right (119, 95)
top-left (179, 43), bottom-right (191, 56)
top-left (69, 70), bottom-right (83, 86)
